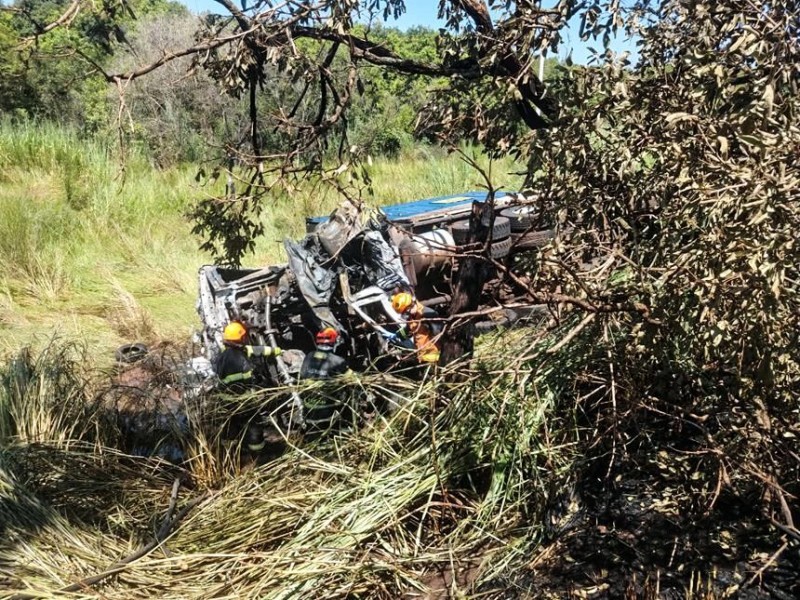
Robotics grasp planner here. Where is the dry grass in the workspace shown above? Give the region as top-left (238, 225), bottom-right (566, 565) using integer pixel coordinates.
top-left (0, 332), bottom-right (567, 599)
top-left (105, 280), bottom-right (158, 342)
top-left (1, 319), bottom-right (796, 599)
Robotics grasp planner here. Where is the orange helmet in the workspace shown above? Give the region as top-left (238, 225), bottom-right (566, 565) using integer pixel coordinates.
top-left (392, 292), bottom-right (414, 314)
top-left (223, 321), bottom-right (247, 344)
top-left (316, 327), bottom-right (338, 346)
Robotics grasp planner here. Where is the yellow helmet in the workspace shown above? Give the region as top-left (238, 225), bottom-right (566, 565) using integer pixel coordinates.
top-left (392, 292), bottom-right (414, 314)
top-left (223, 321), bottom-right (247, 344)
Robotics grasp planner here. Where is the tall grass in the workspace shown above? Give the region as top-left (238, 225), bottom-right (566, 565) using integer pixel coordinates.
top-left (0, 326), bottom-right (580, 599)
top-left (1, 324), bottom-right (792, 596)
top-left (0, 122), bottom-right (522, 356)
top-left (0, 123), bottom-right (206, 353)
top-left (367, 144), bottom-right (523, 206)
top-left (0, 341), bottom-right (99, 445)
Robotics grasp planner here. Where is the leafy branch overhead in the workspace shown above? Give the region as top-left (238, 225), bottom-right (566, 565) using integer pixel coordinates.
top-left (163, 0), bottom-right (580, 153)
top-left (526, 0), bottom-right (800, 403)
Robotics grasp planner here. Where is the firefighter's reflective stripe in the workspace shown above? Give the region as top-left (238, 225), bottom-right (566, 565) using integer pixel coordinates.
top-left (400, 302), bottom-right (441, 364)
top-left (221, 370), bottom-right (253, 384)
top-left (410, 322), bottom-right (440, 364)
top-left (245, 345), bottom-right (277, 358)
top-left (419, 347), bottom-right (441, 363)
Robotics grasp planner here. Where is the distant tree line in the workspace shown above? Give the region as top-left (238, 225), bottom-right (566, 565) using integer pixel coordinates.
top-left (0, 0), bottom-right (560, 165)
top-left (0, 0), bottom-right (184, 129)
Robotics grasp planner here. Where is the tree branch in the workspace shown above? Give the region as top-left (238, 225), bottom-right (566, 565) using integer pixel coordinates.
top-left (291, 26), bottom-right (482, 78)
top-left (454, 0), bottom-right (493, 33)
top-left (19, 0), bottom-right (82, 43)
top-left (106, 31), bottom-right (248, 82)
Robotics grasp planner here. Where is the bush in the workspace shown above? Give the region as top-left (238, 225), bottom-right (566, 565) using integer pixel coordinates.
top-left (526, 0), bottom-right (799, 403)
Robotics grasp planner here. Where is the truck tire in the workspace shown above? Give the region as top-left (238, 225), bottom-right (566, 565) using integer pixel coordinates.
top-left (489, 236), bottom-right (513, 259)
top-left (500, 206), bottom-right (538, 232)
top-left (513, 228), bottom-right (556, 249)
top-left (115, 343), bottom-right (149, 364)
top-left (450, 216), bottom-right (511, 244)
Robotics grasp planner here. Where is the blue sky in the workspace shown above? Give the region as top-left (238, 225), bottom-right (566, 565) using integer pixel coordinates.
top-left (180, 0), bottom-right (638, 65)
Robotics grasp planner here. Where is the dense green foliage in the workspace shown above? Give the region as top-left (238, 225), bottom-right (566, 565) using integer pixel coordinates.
top-left (526, 0), bottom-right (799, 401)
top-left (0, 0), bottom-right (186, 127)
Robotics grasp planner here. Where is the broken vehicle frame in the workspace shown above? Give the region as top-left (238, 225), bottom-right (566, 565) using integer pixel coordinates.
top-left (195, 191), bottom-right (553, 391)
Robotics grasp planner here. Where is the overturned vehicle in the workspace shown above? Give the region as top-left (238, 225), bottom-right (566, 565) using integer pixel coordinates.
top-left (107, 192), bottom-right (554, 455)
top-left (196, 191), bottom-right (553, 385)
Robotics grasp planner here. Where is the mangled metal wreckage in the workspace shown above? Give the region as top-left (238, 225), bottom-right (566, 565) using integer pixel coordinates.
top-left (109, 192), bottom-right (552, 454)
top-left (196, 191), bottom-right (552, 384)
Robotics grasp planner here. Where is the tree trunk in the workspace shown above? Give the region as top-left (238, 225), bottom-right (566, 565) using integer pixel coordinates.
top-left (440, 198), bottom-right (495, 365)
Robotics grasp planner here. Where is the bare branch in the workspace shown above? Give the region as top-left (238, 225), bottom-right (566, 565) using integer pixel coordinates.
top-left (19, 0), bottom-right (82, 43)
top-left (107, 31), bottom-right (248, 82)
top-left (291, 26), bottom-right (483, 78)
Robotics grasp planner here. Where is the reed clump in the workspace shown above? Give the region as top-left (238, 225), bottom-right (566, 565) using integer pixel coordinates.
top-left (0, 326), bottom-right (581, 599)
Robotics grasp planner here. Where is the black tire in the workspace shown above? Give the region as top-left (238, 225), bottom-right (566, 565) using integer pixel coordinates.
top-left (450, 216), bottom-right (511, 244)
top-left (449, 220), bottom-right (470, 244)
top-left (489, 236), bottom-right (513, 259)
top-left (500, 206), bottom-right (538, 232)
top-left (512, 228), bottom-right (556, 249)
top-left (115, 343), bottom-right (149, 364)
top-left (490, 216), bottom-right (511, 240)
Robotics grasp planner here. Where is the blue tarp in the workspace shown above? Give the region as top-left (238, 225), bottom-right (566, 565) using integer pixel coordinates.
top-left (307, 191), bottom-right (511, 227)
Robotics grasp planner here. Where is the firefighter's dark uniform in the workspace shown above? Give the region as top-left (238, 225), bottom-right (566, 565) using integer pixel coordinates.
top-left (213, 343), bottom-right (281, 451)
top-left (299, 348), bottom-right (352, 429)
top-left (214, 344), bottom-right (280, 389)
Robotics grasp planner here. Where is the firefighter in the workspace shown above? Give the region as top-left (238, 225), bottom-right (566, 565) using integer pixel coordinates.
top-left (214, 322), bottom-right (283, 386)
top-left (299, 327), bottom-right (353, 429)
top-left (390, 292), bottom-right (441, 364)
top-left (213, 321), bottom-right (283, 453)
top-left (299, 327), bottom-right (351, 381)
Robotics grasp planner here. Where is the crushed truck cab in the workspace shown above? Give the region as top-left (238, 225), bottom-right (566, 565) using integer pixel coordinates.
top-left (196, 191), bottom-right (552, 382)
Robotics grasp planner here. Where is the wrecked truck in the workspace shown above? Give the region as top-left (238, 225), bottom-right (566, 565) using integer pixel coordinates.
top-left (107, 191), bottom-right (553, 454)
top-left (196, 191), bottom-right (553, 381)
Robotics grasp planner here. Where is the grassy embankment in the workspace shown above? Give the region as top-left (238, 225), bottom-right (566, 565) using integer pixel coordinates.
top-left (1, 123), bottom-right (577, 599)
top-left (0, 122), bottom-right (522, 356)
top-left (0, 326), bottom-right (580, 598)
